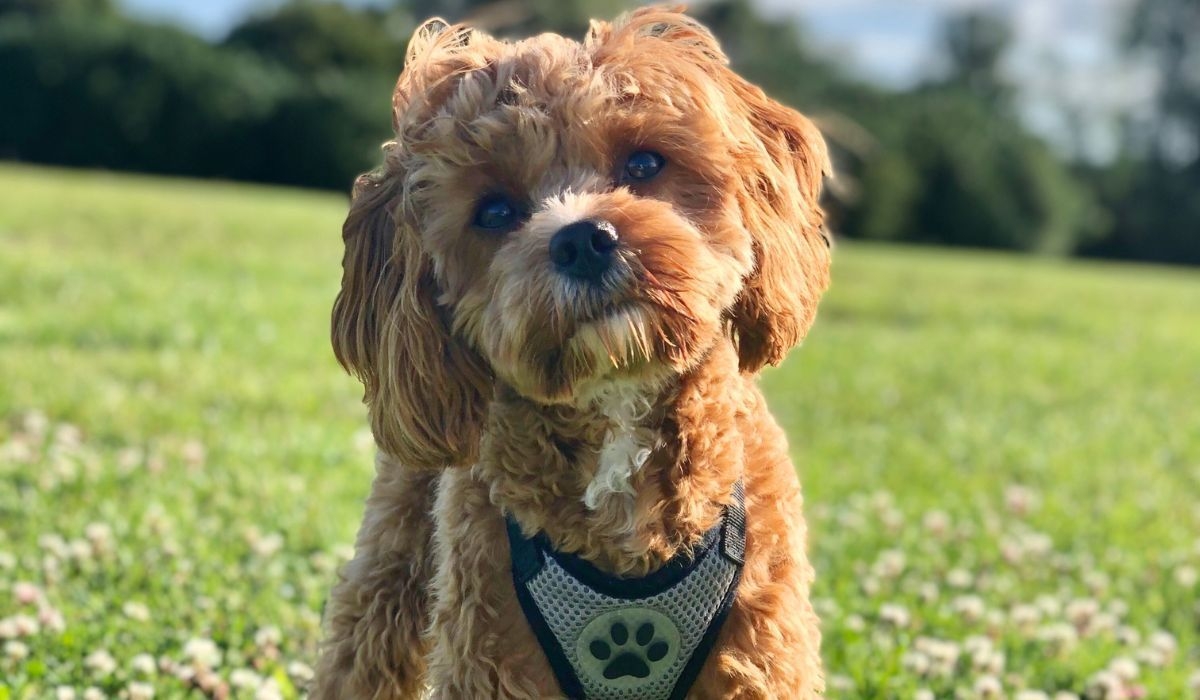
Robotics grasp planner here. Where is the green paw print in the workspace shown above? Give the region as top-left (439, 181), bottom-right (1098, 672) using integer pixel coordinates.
top-left (587, 620), bottom-right (671, 680)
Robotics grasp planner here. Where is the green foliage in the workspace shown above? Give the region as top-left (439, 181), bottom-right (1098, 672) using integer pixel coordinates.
top-left (0, 8), bottom-right (392, 189)
top-left (2, 164), bottom-right (1198, 696)
top-left (846, 92), bottom-right (1098, 254)
top-left (224, 1), bottom-right (406, 76)
top-left (938, 10), bottom-right (1014, 109)
top-left (1073, 0), bottom-right (1200, 265)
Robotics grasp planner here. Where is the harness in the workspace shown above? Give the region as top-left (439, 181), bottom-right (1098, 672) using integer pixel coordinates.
top-left (505, 483), bottom-right (746, 700)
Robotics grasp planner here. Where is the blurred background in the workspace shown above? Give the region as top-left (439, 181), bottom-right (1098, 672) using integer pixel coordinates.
top-left (1, 0), bottom-right (1197, 266)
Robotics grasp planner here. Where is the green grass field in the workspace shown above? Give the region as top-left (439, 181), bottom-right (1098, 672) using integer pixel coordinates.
top-left (1, 163), bottom-right (1198, 699)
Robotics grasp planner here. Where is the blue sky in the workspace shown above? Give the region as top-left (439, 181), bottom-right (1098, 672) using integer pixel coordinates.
top-left (119, 0), bottom-right (1151, 158)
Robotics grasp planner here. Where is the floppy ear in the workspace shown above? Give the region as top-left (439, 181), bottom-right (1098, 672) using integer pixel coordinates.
top-left (331, 20), bottom-right (493, 468)
top-left (724, 86), bottom-right (833, 372)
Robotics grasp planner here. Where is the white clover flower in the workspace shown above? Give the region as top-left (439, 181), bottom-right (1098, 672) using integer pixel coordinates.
top-left (125, 682), bottom-right (154, 700)
top-left (1174, 565), bottom-right (1197, 588)
top-left (39, 606), bottom-right (66, 633)
top-left (914, 690), bottom-right (935, 700)
top-left (55, 688), bottom-right (76, 700)
top-left (180, 439), bottom-right (206, 467)
top-left (922, 510), bottom-right (950, 537)
top-left (879, 603), bottom-right (910, 629)
top-left (1084, 570), bottom-right (1110, 594)
top-left (85, 649), bottom-right (117, 677)
top-left (1084, 670), bottom-right (1122, 700)
top-left (13, 582), bottom-right (41, 605)
top-left (68, 539), bottom-right (92, 561)
top-left (1108, 656), bottom-right (1139, 681)
top-left (915, 636), bottom-right (961, 678)
top-left (880, 508), bottom-right (904, 533)
top-left (1053, 693), bottom-right (1080, 700)
top-left (84, 523), bottom-right (113, 550)
top-left (1134, 646), bottom-right (1167, 668)
top-left (182, 637), bottom-right (222, 669)
top-left (1147, 630), bottom-right (1178, 662)
top-left (1011, 603), bottom-right (1041, 631)
top-left (952, 595), bottom-right (986, 623)
top-left (230, 668), bottom-right (263, 689)
top-left (1066, 598), bottom-right (1100, 630)
top-left (0, 551), bottom-right (15, 569)
top-left (946, 568), bottom-right (973, 589)
top-left (10, 613), bottom-right (40, 637)
top-left (287, 660), bottom-right (315, 685)
top-left (844, 614), bottom-right (865, 632)
top-left (1015, 692), bottom-right (1050, 700)
top-left (902, 650), bottom-right (930, 676)
top-left (1187, 670), bottom-right (1200, 698)
top-left (1023, 531), bottom-right (1054, 557)
top-left (0, 617), bottom-right (16, 639)
top-left (254, 626), bottom-right (282, 648)
top-left (255, 680), bottom-right (284, 700)
top-left (251, 532), bottom-right (284, 558)
top-left (1036, 594), bottom-right (1063, 618)
top-left (1005, 484), bottom-right (1038, 515)
top-left (974, 674), bottom-right (1003, 698)
top-left (83, 688), bottom-right (106, 700)
top-left (1036, 622), bottom-right (1078, 653)
top-left (4, 640), bottom-right (29, 660)
top-left (130, 653), bottom-right (156, 676)
top-left (123, 602), bottom-right (150, 622)
top-left (873, 549), bottom-right (906, 579)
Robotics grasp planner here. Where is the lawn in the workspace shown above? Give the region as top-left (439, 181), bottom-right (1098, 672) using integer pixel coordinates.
top-left (1, 163), bottom-right (1197, 699)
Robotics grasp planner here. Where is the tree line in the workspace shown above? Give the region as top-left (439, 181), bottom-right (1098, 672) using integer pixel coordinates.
top-left (1, 0), bottom-right (1196, 265)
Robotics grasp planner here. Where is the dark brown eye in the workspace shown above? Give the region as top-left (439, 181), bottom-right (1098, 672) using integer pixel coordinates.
top-left (473, 194), bottom-right (521, 230)
top-left (624, 151), bottom-right (665, 181)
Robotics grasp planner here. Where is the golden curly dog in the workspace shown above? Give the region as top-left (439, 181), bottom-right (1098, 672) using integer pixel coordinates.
top-left (313, 6), bottom-right (832, 698)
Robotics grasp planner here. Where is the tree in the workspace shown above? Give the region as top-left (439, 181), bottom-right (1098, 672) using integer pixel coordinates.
top-left (223, 0), bottom-right (406, 76)
top-left (938, 10), bottom-right (1014, 110)
top-left (1126, 0), bottom-right (1200, 165)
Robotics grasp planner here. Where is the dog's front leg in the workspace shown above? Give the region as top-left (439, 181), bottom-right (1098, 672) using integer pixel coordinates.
top-left (312, 455), bottom-right (439, 700)
top-left (425, 469), bottom-right (561, 699)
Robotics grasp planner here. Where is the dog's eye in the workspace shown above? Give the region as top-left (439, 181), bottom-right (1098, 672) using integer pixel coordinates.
top-left (473, 194), bottom-right (520, 231)
top-left (624, 151), bottom-right (665, 181)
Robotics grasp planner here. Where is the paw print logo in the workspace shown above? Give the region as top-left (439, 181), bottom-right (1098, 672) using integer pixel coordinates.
top-left (576, 608), bottom-right (681, 686)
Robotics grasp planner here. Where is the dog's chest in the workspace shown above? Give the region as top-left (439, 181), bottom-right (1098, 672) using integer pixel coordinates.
top-left (505, 483), bottom-right (746, 700)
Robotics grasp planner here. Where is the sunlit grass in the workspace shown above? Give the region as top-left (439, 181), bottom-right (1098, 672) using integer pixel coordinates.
top-left (1, 164), bottom-right (1197, 698)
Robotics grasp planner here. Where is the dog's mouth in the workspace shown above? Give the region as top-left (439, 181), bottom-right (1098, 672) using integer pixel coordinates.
top-left (567, 302), bottom-right (655, 369)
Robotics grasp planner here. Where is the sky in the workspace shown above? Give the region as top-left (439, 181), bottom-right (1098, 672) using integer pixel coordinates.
top-left (119, 0), bottom-right (1151, 159)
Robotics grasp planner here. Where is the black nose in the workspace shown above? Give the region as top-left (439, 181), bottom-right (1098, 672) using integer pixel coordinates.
top-left (549, 220), bottom-right (618, 282)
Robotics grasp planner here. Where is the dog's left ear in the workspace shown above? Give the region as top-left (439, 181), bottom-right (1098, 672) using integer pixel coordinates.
top-left (723, 84), bottom-right (833, 372)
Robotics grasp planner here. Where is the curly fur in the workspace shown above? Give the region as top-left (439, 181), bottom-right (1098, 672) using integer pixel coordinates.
top-left (314, 6), bottom-right (832, 698)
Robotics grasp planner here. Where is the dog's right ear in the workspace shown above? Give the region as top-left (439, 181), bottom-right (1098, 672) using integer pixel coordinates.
top-left (331, 20), bottom-right (493, 468)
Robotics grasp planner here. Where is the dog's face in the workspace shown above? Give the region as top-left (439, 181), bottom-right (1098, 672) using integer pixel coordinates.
top-left (333, 8), bottom-right (832, 467)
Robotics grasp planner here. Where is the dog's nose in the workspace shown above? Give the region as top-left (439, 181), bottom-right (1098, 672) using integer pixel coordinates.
top-left (549, 220), bottom-right (618, 283)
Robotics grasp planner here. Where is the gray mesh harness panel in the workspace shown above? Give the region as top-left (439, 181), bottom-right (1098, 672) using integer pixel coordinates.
top-left (506, 483), bottom-right (746, 700)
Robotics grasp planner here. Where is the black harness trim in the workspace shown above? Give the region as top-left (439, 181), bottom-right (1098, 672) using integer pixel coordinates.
top-left (505, 482), bottom-right (747, 700)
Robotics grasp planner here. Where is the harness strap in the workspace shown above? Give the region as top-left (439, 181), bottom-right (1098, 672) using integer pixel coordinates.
top-left (506, 482), bottom-right (746, 700)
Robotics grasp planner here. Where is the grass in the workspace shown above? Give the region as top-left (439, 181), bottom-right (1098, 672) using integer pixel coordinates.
top-left (0, 162), bottom-right (1197, 699)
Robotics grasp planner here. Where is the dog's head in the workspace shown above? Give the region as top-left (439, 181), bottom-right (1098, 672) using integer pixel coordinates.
top-left (332, 7), bottom-right (832, 467)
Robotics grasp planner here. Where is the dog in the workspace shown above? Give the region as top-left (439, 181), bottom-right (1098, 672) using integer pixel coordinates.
top-left (312, 6), bottom-right (832, 698)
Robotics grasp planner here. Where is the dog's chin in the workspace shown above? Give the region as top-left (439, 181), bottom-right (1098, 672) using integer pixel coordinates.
top-left (496, 303), bottom-right (698, 407)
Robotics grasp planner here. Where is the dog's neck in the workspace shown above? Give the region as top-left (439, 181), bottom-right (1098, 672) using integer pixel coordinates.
top-left (476, 341), bottom-right (746, 577)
